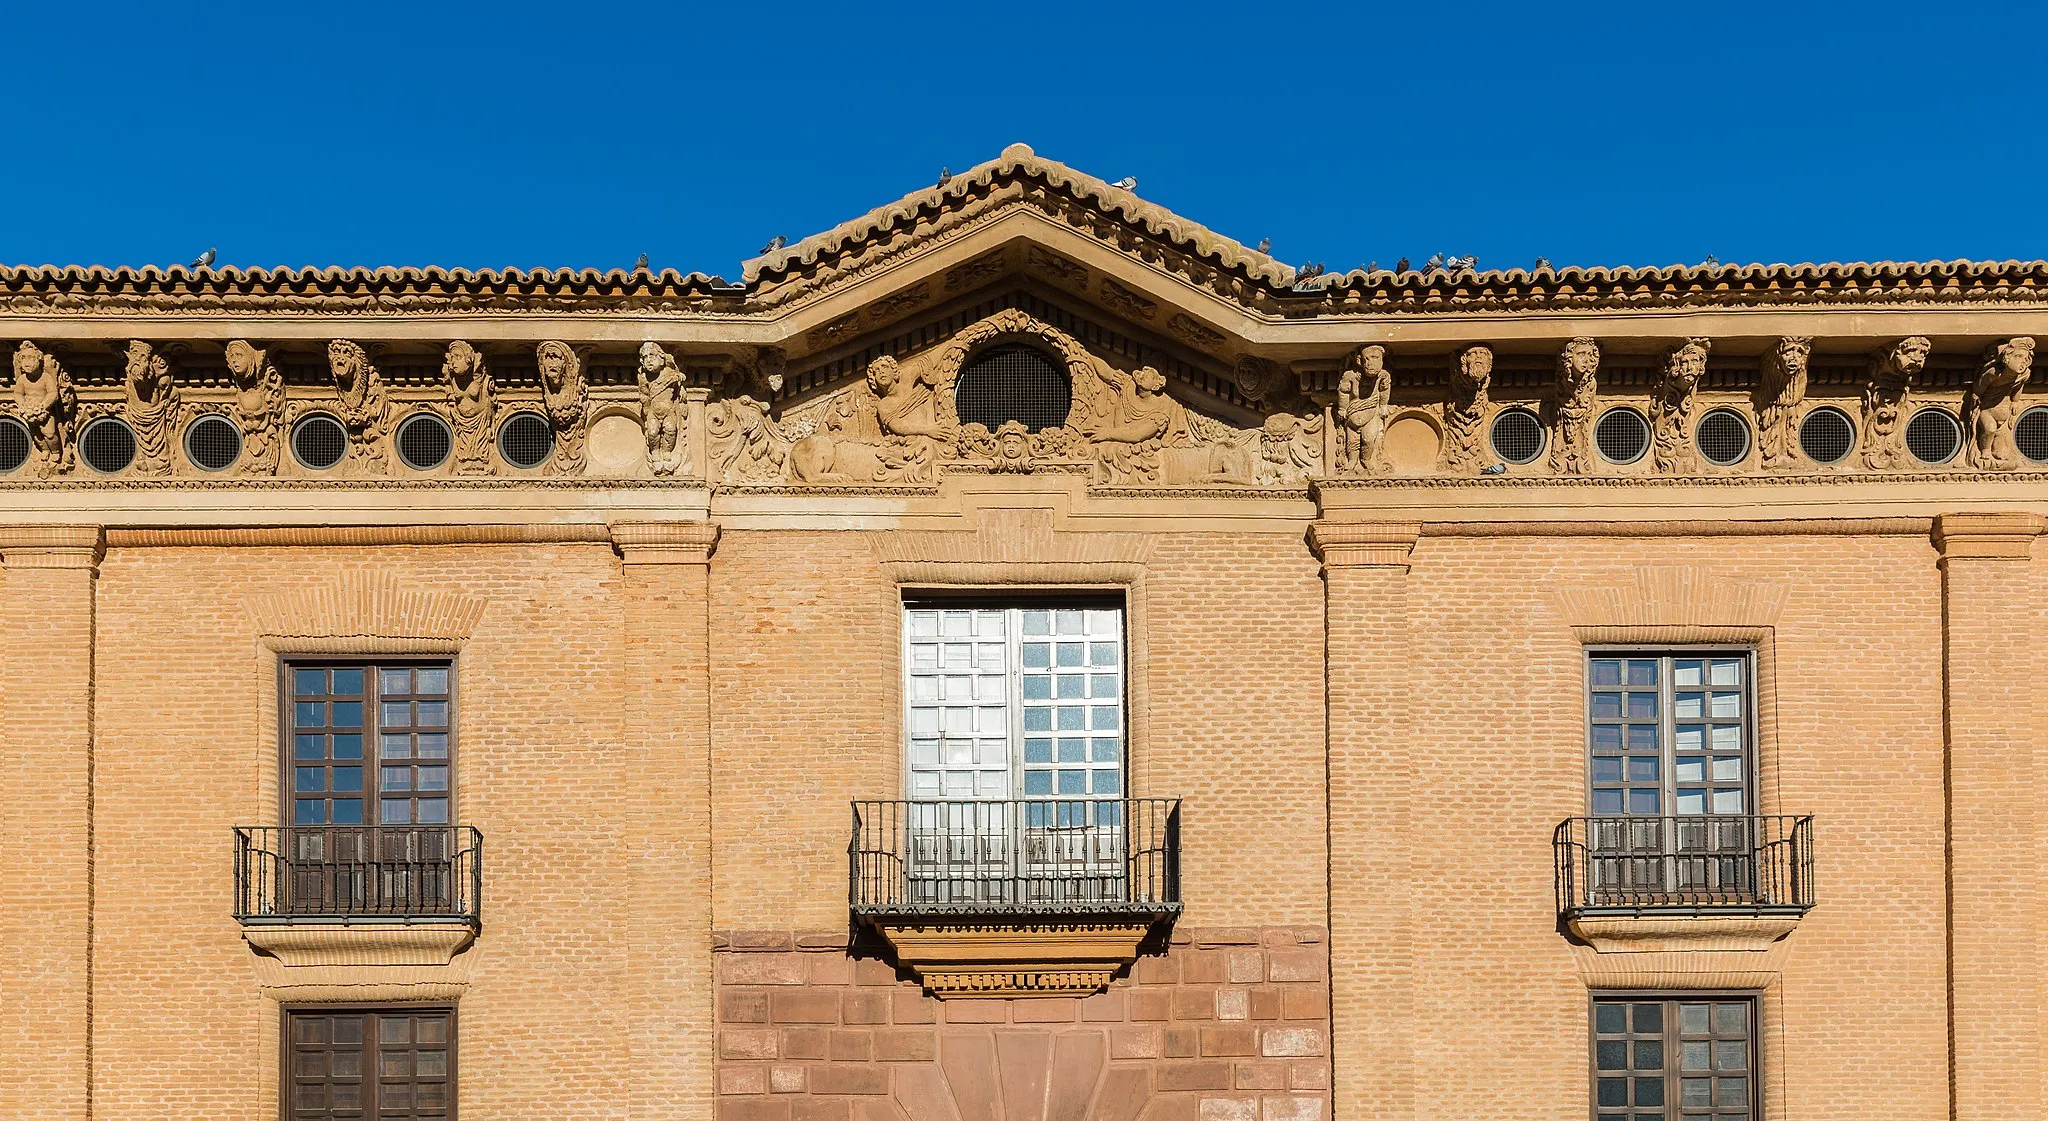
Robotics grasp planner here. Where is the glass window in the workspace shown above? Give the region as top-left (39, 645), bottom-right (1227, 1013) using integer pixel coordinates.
top-left (287, 661), bottom-right (454, 830)
top-left (1588, 653), bottom-right (1751, 818)
top-left (287, 1007), bottom-right (454, 1119)
top-left (1592, 995), bottom-right (1754, 1121)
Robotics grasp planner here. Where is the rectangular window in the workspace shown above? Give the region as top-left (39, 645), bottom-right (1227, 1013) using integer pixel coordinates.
top-left (1591, 995), bottom-right (1755, 1121)
top-left (289, 662), bottom-right (453, 828)
top-left (1587, 653), bottom-right (1751, 817)
top-left (286, 1006), bottom-right (454, 1119)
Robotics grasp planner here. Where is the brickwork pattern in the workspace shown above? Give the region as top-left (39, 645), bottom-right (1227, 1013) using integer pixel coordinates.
top-left (713, 927), bottom-right (1330, 1121)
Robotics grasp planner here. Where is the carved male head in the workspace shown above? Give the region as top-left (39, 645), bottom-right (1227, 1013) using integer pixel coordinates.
top-left (867, 354), bottom-right (901, 394)
top-left (1134, 366), bottom-right (1167, 394)
top-left (1892, 336), bottom-right (1931, 375)
top-left (637, 341), bottom-right (671, 377)
top-left (1997, 336), bottom-right (2035, 378)
top-left (537, 341), bottom-right (573, 387)
top-left (1560, 337), bottom-right (1600, 382)
top-left (1459, 345), bottom-right (1493, 382)
top-left (225, 340), bottom-right (264, 384)
top-left (1669, 337), bottom-right (1710, 387)
top-left (443, 341), bottom-right (484, 388)
top-left (995, 419), bottom-right (1031, 468)
top-left (328, 340), bottom-right (367, 385)
top-left (13, 341), bottom-right (43, 381)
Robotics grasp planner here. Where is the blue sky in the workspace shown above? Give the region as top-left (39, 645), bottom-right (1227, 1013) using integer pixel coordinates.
top-left (6, 3), bottom-right (2042, 274)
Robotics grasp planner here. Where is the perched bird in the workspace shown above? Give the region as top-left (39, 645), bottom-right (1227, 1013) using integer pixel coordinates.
top-left (1704, 253), bottom-right (1719, 266)
top-left (1111, 176), bottom-right (1138, 191)
top-left (1395, 256), bottom-right (1411, 273)
top-left (1295, 261), bottom-right (1325, 282)
top-left (1366, 261), bottom-right (1378, 273)
top-left (1255, 237), bottom-right (1272, 255)
top-left (1480, 462), bottom-right (1508, 475)
top-left (760, 235), bottom-right (787, 254)
top-left (1424, 253), bottom-right (1445, 271)
top-left (191, 247), bottom-right (216, 269)
top-left (635, 252), bottom-right (649, 271)
top-left (1452, 255), bottom-right (1478, 270)
top-left (938, 166), bottom-right (951, 186)
top-left (1534, 256), bottom-right (1551, 270)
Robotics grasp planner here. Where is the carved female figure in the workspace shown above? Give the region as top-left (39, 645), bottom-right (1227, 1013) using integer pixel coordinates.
top-left (443, 341), bottom-right (495, 475)
top-left (225, 340), bottom-right (285, 473)
top-left (124, 340), bottom-right (180, 477)
top-left (1550, 337), bottom-right (1599, 475)
top-left (1962, 336), bottom-right (2034, 469)
top-left (637, 342), bottom-right (687, 476)
top-left (11, 341), bottom-right (76, 475)
top-left (1862, 336), bottom-right (1929, 470)
top-left (1439, 345), bottom-right (1491, 471)
top-left (1755, 336), bottom-right (1811, 471)
top-left (328, 340), bottom-right (390, 471)
top-left (1335, 344), bottom-right (1391, 475)
top-left (536, 341), bottom-right (588, 474)
top-left (1653, 337), bottom-right (1709, 473)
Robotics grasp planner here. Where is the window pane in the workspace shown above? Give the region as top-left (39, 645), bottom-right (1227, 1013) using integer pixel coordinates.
top-left (330, 799), bottom-right (363, 825)
top-left (380, 668), bottom-right (411, 694)
top-left (330, 702), bottom-right (362, 728)
top-left (416, 667), bottom-right (449, 693)
top-left (330, 669), bottom-right (364, 695)
top-left (1590, 660), bottom-right (1622, 686)
top-left (332, 735), bottom-right (362, 760)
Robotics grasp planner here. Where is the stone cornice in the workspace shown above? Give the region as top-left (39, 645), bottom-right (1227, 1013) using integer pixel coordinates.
top-left (1932, 510), bottom-right (2046, 561)
top-left (610, 520), bottom-right (720, 565)
top-left (0, 524), bottom-right (104, 569)
top-left (1307, 521), bottom-right (1421, 570)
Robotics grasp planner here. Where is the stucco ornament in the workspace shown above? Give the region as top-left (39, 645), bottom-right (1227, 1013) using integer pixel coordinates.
top-left (10, 341), bottom-right (76, 475)
top-left (536, 340), bottom-right (587, 474)
top-left (1255, 412), bottom-right (1322, 485)
top-left (1550, 337), bottom-right (1600, 475)
top-left (443, 341), bottom-right (495, 475)
top-left (123, 340), bottom-right (180, 477)
top-left (1755, 336), bottom-right (1812, 472)
top-left (791, 354), bottom-right (953, 484)
top-left (1074, 362), bottom-right (1257, 486)
top-left (706, 394), bottom-right (789, 482)
top-left (1862, 336), bottom-right (1929, 469)
top-left (1231, 353), bottom-right (1289, 405)
top-left (637, 342), bottom-right (687, 477)
top-left (1439, 345), bottom-right (1491, 472)
top-left (225, 340), bottom-right (285, 474)
top-left (327, 340), bottom-right (390, 472)
top-left (1962, 336), bottom-right (2034, 469)
top-left (1653, 337), bottom-right (1710, 474)
top-left (1334, 344), bottom-right (1391, 476)
top-left (989, 420), bottom-right (1034, 473)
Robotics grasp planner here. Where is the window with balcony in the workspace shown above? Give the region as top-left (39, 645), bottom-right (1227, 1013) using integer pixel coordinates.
top-left (1591, 995), bottom-right (1755, 1121)
top-left (286, 1006), bottom-right (454, 1119)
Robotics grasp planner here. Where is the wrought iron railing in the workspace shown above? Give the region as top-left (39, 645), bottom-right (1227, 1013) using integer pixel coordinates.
top-left (850, 798), bottom-right (1181, 917)
top-left (234, 826), bottom-right (482, 925)
top-left (1554, 814), bottom-right (1813, 917)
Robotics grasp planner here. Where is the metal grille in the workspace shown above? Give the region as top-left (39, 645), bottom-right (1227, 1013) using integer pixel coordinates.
top-left (396, 413), bottom-right (453, 471)
top-left (79, 417), bottom-right (136, 474)
top-left (1554, 815), bottom-right (1813, 916)
top-left (1694, 408), bottom-right (1750, 466)
top-left (1798, 406), bottom-right (1854, 464)
top-left (1904, 407), bottom-right (1961, 464)
top-left (0, 417), bottom-right (28, 473)
top-left (1488, 407), bottom-right (1545, 464)
top-left (293, 414), bottom-right (349, 469)
top-left (955, 345), bottom-right (1072, 432)
top-left (496, 411), bottom-right (554, 469)
top-left (234, 825), bottom-right (481, 924)
top-left (850, 798), bottom-right (1180, 916)
top-left (184, 415), bottom-right (242, 471)
top-left (1595, 407), bottom-right (1650, 464)
top-left (2018, 406), bottom-right (2048, 464)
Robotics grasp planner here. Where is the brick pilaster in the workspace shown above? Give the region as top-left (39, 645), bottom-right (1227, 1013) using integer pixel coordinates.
top-left (0, 526), bottom-right (103, 1121)
top-left (614, 520), bottom-right (720, 1119)
top-left (1934, 511), bottom-right (2046, 1119)
top-left (1311, 521), bottom-right (1421, 1120)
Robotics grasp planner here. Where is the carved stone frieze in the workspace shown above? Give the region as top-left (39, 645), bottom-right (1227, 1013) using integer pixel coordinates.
top-left (865, 281), bottom-right (930, 322)
top-left (637, 342), bottom-right (688, 477)
top-left (1026, 245), bottom-right (1088, 289)
top-left (1333, 345), bottom-right (1391, 476)
top-left (806, 313), bottom-right (861, 349)
top-left (944, 247), bottom-right (1007, 291)
top-left (1550, 337), bottom-right (1600, 475)
top-left (122, 340), bottom-right (179, 476)
top-left (225, 340), bottom-right (285, 474)
top-left (1653, 337), bottom-right (1709, 474)
top-left (1755, 337), bottom-right (1811, 472)
top-left (1862, 336), bottom-right (1929, 470)
top-left (1962, 336), bottom-right (2033, 469)
top-left (327, 340), bottom-right (390, 473)
top-left (1097, 278), bottom-right (1157, 321)
top-left (536, 340), bottom-right (588, 474)
top-left (1166, 313), bottom-right (1224, 351)
top-left (1440, 345), bottom-right (1491, 472)
top-left (860, 916), bottom-right (1160, 998)
top-left (706, 394), bottom-right (789, 482)
top-left (790, 354), bottom-right (952, 484)
top-left (10, 341), bottom-right (76, 475)
top-left (443, 341), bottom-right (494, 476)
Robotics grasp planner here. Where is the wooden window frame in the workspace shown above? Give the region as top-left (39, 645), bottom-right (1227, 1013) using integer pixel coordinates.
top-left (279, 656), bottom-right (460, 828)
top-left (1588, 992), bottom-right (1760, 1121)
top-left (280, 1003), bottom-right (457, 1121)
top-left (1585, 647), bottom-right (1757, 818)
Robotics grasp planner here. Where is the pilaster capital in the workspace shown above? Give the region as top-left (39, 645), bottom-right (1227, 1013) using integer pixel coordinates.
top-left (1308, 521), bottom-right (1422, 570)
top-left (1932, 511), bottom-right (2046, 563)
top-left (0, 524), bottom-right (104, 570)
top-left (610, 520), bottom-right (719, 566)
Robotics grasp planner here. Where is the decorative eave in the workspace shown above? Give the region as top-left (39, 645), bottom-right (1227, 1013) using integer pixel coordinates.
top-left (854, 906), bottom-right (1179, 999)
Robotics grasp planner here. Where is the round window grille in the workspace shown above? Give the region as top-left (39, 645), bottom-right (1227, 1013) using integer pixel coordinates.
top-left (1695, 408), bottom-right (1752, 467)
top-left (497, 411), bottom-right (555, 469)
top-left (955, 345), bottom-right (1072, 432)
top-left (395, 413), bottom-right (454, 471)
top-left (1488, 408), bottom-right (1545, 464)
top-left (2014, 406), bottom-right (2048, 464)
top-left (1594, 407), bottom-right (1651, 464)
top-left (1798, 406), bottom-right (1855, 464)
top-left (184, 415), bottom-right (242, 472)
top-left (79, 417), bottom-right (137, 474)
top-left (0, 416), bottom-right (29, 474)
top-left (291, 414), bottom-right (350, 470)
top-left (1905, 407), bottom-right (1962, 465)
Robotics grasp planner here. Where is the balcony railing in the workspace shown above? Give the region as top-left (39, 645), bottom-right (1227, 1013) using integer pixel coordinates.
top-left (850, 798), bottom-right (1181, 918)
top-left (1554, 814), bottom-right (1814, 918)
top-left (234, 826), bottom-right (482, 926)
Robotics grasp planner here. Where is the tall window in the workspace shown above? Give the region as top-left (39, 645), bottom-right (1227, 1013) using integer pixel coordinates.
top-left (903, 602), bottom-right (1124, 805)
top-left (1587, 653), bottom-right (1751, 817)
top-left (289, 662), bottom-right (453, 827)
top-left (287, 1007), bottom-right (454, 1119)
top-left (1592, 995), bottom-right (1755, 1121)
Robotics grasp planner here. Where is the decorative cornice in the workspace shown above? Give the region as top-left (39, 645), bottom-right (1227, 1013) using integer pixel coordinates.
top-left (871, 509), bottom-right (1150, 586)
top-left (1932, 510), bottom-right (2046, 561)
top-left (108, 524), bottom-right (611, 548)
top-left (243, 572), bottom-right (489, 648)
top-left (1552, 565), bottom-right (1790, 629)
top-left (0, 524), bottom-right (103, 569)
top-left (245, 924), bottom-right (477, 1003)
top-left (1565, 915), bottom-right (1801, 990)
top-left (610, 520), bottom-right (720, 565)
top-left (1307, 521), bottom-right (1421, 570)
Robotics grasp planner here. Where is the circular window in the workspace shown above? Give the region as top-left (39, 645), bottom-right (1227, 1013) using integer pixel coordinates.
top-left (395, 413), bottom-right (453, 471)
top-left (79, 417), bottom-right (137, 474)
top-left (2015, 406), bottom-right (2048, 464)
top-left (497, 411), bottom-right (555, 470)
top-left (1594, 407), bottom-right (1650, 464)
top-left (291, 414), bottom-right (350, 470)
top-left (1695, 408), bottom-right (1751, 467)
top-left (1799, 406), bottom-right (1855, 465)
top-left (184, 415), bottom-right (242, 472)
top-left (1488, 408), bottom-right (1545, 465)
top-left (955, 345), bottom-right (1072, 432)
top-left (1905, 407), bottom-right (1962, 465)
top-left (0, 417), bottom-right (29, 474)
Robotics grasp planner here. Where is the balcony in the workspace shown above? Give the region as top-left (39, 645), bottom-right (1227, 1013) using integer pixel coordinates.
top-left (849, 798), bottom-right (1180, 998)
top-left (234, 825), bottom-right (482, 927)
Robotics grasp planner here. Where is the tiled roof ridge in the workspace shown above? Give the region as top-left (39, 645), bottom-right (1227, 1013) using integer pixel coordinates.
top-left (0, 263), bottom-right (731, 296)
